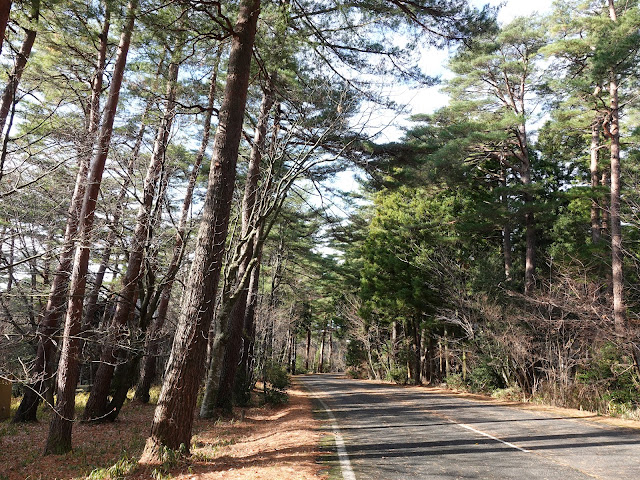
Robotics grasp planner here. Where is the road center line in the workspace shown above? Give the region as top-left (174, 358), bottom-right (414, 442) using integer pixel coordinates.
top-left (310, 389), bottom-right (357, 480)
top-left (456, 422), bottom-right (531, 453)
top-left (401, 397), bottom-right (532, 454)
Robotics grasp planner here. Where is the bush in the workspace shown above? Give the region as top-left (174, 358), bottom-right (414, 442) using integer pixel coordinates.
top-left (264, 363), bottom-right (290, 405)
top-left (387, 366), bottom-right (409, 385)
top-left (468, 362), bottom-right (505, 393)
top-left (576, 343), bottom-right (640, 409)
top-left (491, 385), bottom-right (522, 401)
top-left (266, 363), bottom-right (290, 390)
top-left (346, 367), bottom-right (366, 379)
top-left (444, 373), bottom-right (465, 390)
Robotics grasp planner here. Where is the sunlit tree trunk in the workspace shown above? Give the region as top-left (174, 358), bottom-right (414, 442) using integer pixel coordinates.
top-left (83, 58), bottom-right (180, 422)
top-left (140, 0), bottom-right (260, 461)
top-left (590, 118), bottom-right (601, 245)
top-left (608, 0), bottom-right (625, 335)
top-left (44, 0), bottom-right (137, 454)
top-left (0, 1), bottom-right (12, 56)
top-left (13, 8), bottom-right (110, 423)
top-left (215, 79), bottom-right (274, 411)
top-left (82, 96), bottom-right (151, 334)
top-left (135, 60), bottom-right (220, 403)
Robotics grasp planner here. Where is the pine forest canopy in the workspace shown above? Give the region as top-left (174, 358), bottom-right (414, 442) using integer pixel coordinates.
top-left (0, 0), bottom-right (639, 463)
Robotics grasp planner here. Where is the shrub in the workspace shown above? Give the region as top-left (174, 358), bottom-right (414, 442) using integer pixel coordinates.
top-left (388, 366), bottom-right (409, 384)
top-left (444, 373), bottom-right (465, 390)
top-left (264, 362), bottom-right (290, 405)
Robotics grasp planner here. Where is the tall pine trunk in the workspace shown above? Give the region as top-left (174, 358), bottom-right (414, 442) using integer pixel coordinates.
top-left (44, 0), bottom-right (137, 454)
top-left (83, 58), bottom-right (180, 422)
top-left (13, 9), bottom-right (110, 423)
top-left (0, 1), bottom-right (12, 56)
top-left (140, 0), bottom-right (260, 461)
top-left (215, 79), bottom-right (274, 411)
top-left (516, 123), bottom-right (535, 296)
top-left (135, 61), bottom-right (219, 403)
top-left (82, 97), bottom-right (151, 333)
top-left (305, 328), bottom-right (311, 371)
top-left (500, 168), bottom-right (512, 282)
top-left (0, 0), bottom-right (39, 141)
top-left (590, 118), bottom-right (601, 245)
top-left (608, 1), bottom-right (625, 335)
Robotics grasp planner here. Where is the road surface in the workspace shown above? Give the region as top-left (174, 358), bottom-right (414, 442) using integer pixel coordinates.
top-left (299, 374), bottom-right (640, 479)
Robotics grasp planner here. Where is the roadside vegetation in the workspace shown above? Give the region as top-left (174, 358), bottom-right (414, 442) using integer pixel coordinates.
top-left (2, 0), bottom-right (640, 472)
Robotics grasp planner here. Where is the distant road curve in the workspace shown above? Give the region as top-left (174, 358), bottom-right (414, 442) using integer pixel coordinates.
top-left (299, 373), bottom-right (640, 480)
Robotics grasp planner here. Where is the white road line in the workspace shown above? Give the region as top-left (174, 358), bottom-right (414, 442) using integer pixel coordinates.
top-left (311, 390), bottom-right (357, 480)
top-left (457, 422), bottom-right (531, 453)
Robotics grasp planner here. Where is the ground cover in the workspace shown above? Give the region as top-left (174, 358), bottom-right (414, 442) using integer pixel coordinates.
top-left (0, 381), bottom-right (325, 480)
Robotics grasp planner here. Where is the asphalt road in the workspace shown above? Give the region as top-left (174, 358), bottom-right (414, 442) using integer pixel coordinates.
top-left (298, 373), bottom-right (640, 479)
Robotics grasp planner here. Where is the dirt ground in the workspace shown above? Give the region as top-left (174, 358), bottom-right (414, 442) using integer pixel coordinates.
top-left (0, 381), bottom-right (327, 480)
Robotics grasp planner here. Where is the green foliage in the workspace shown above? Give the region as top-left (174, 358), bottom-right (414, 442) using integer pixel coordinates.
top-left (264, 363), bottom-right (290, 405)
top-left (577, 343), bottom-right (640, 407)
top-left (467, 361), bottom-right (505, 393)
top-left (387, 366), bottom-right (409, 385)
top-left (86, 456), bottom-right (137, 480)
top-left (444, 374), bottom-right (465, 390)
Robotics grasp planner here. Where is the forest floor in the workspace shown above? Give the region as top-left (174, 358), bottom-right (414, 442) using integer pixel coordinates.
top-left (0, 380), bottom-right (326, 480)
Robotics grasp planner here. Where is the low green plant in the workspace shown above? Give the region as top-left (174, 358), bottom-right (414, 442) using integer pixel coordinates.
top-left (263, 362), bottom-right (290, 405)
top-left (387, 366), bottom-right (409, 385)
top-left (467, 362), bottom-right (504, 393)
top-left (491, 385), bottom-right (522, 401)
top-left (86, 456), bottom-right (137, 480)
top-left (444, 373), bottom-right (465, 390)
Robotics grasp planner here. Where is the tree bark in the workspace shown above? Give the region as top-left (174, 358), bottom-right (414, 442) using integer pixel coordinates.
top-left (590, 118), bottom-right (601, 245)
top-left (215, 79), bottom-right (274, 411)
top-left (305, 327), bottom-right (311, 372)
top-left (140, 0), bottom-right (260, 461)
top-left (607, 1), bottom-right (625, 336)
top-left (0, 1), bottom-right (12, 56)
top-left (609, 84), bottom-right (624, 331)
top-left (500, 167), bottom-right (512, 281)
top-left (413, 320), bottom-right (421, 385)
top-left (0, 22), bottom-right (36, 139)
top-left (44, 0), bottom-right (137, 454)
top-left (232, 233), bottom-right (263, 405)
top-left (82, 97), bottom-right (151, 334)
top-left (13, 9), bottom-right (110, 423)
top-left (517, 123), bottom-right (535, 296)
top-left (318, 329), bottom-right (326, 373)
top-left (135, 59), bottom-right (220, 403)
top-left (83, 58), bottom-right (180, 422)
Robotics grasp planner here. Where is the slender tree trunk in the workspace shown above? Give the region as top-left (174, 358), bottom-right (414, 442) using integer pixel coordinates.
top-left (318, 328), bottom-right (326, 373)
top-left (83, 58), bottom-right (180, 422)
top-left (13, 10), bottom-right (110, 423)
top-left (590, 118), bottom-right (601, 245)
top-left (291, 333), bottom-right (297, 374)
top-left (444, 328), bottom-right (450, 377)
top-left (44, 0), bottom-right (137, 454)
top-left (83, 97), bottom-right (151, 333)
top-left (140, 0), bottom-right (260, 461)
top-left (215, 80), bottom-right (275, 411)
top-left (328, 329), bottom-right (333, 372)
top-left (0, 21), bottom-right (37, 139)
top-left (608, 1), bottom-right (625, 335)
top-left (0, 1), bottom-right (12, 56)
top-left (500, 167), bottom-right (512, 281)
top-left (305, 328), bottom-right (311, 372)
top-left (516, 123), bottom-right (535, 295)
top-left (135, 62), bottom-right (219, 404)
top-left (413, 320), bottom-right (421, 385)
top-left (232, 233), bottom-right (263, 404)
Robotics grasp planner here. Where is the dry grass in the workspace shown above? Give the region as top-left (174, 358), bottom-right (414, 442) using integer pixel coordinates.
top-left (0, 382), bottom-right (326, 480)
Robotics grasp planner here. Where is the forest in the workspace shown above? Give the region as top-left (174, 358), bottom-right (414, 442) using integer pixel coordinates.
top-left (1, 0), bottom-right (640, 468)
